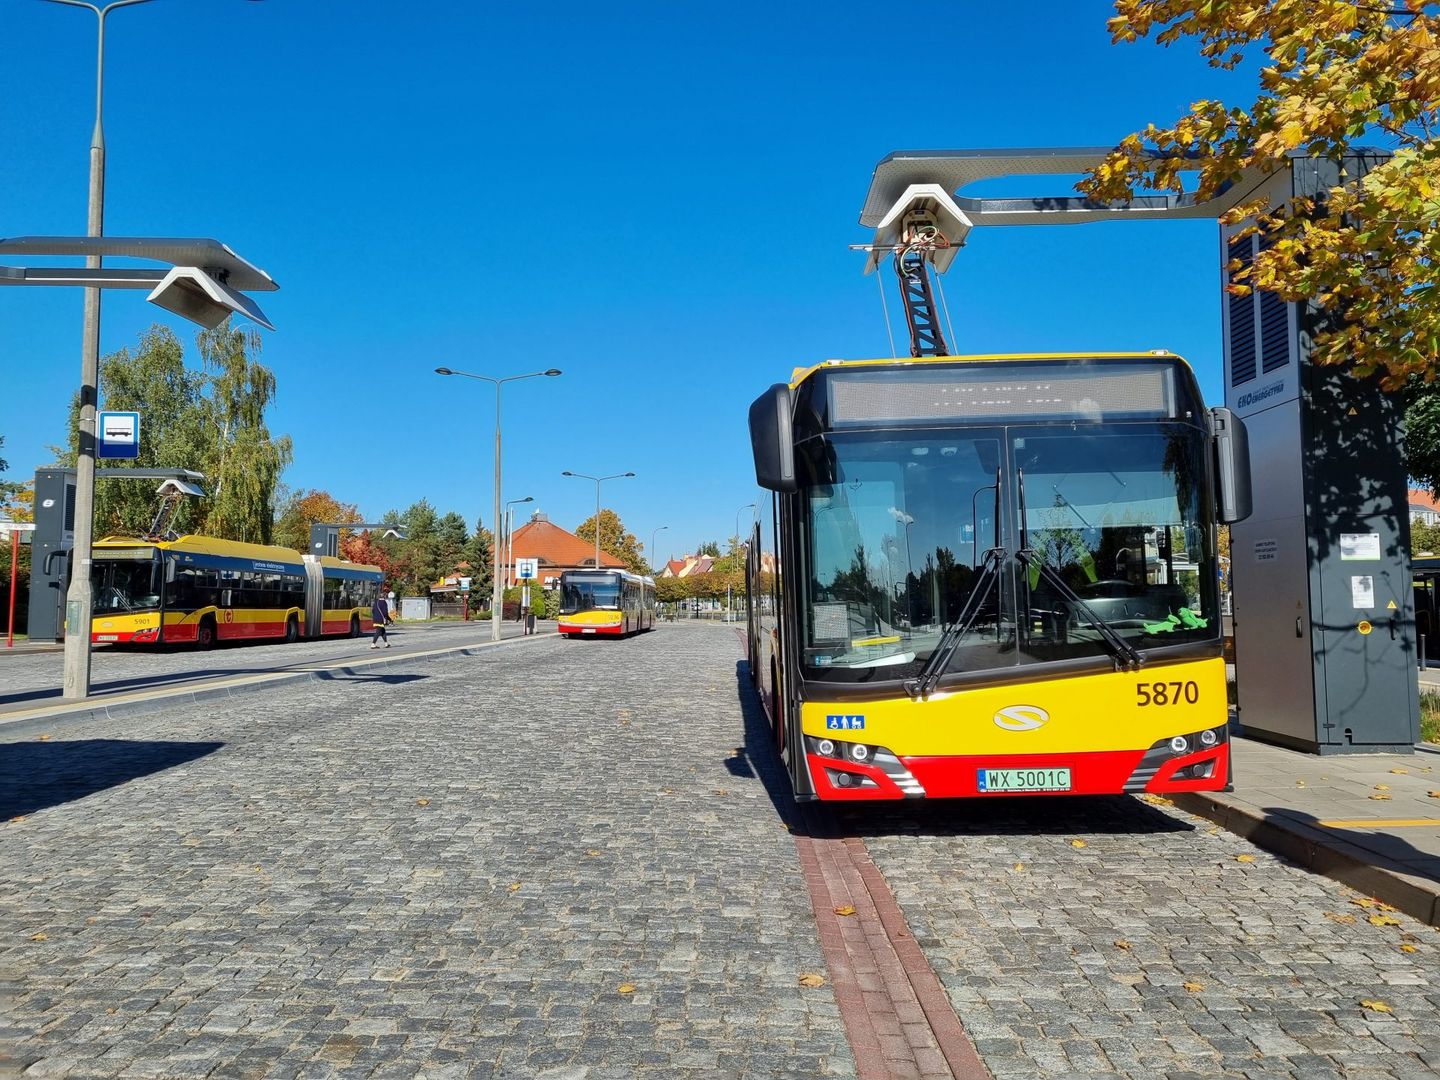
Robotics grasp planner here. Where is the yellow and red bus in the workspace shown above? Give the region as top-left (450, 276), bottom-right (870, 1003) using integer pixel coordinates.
top-left (88, 534), bottom-right (383, 648)
top-left (746, 353), bottom-right (1251, 801)
top-left (557, 570), bottom-right (656, 637)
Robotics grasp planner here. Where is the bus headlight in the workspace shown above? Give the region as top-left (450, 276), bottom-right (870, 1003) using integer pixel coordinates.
top-left (851, 744), bottom-right (870, 762)
top-left (818, 739), bottom-right (835, 756)
top-left (1199, 728), bottom-right (1218, 747)
top-left (1170, 736), bottom-right (1189, 754)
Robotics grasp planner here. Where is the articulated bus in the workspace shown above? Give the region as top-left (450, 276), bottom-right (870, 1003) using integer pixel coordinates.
top-left (745, 353), bottom-right (1252, 801)
top-left (89, 534), bottom-right (383, 648)
top-left (557, 570), bottom-right (656, 637)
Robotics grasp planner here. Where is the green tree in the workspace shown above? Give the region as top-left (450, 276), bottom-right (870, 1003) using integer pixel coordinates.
top-left (1413, 520), bottom-right (1440, 555)
top-left (1086, 1), bottom-right (1440, 385)
top-left (63, 321), bottom-right (293, 543)
top-left (697, 540), bottom-right (721, 558)
top-left (61, 326), bottom-right (212, 537)
top-left (575, 508), bottom-right (646, 573)
top-left (462, 519), bottom-right (494, 599)
top-left (199, 320), bottom-right (292, 543)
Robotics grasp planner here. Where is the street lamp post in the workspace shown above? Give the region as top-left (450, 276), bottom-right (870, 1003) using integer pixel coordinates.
top-left (649, 525), bottom-right (668, 575)
top-left (436, 367), bottom-right (561, 642)
top-left (561, 471), bottom-right (634, 569)
top-left (730, 502), bottom-right (756, 622)
top-left (504, 495), bottom-right (533, 597)
top-left (42, 0), bottom-right (263, 700)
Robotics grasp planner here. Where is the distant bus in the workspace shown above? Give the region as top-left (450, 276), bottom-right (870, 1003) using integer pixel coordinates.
top-left (88, 534), bottom-right (383, 648)
top-left (558, 570), bottom-right (655, 637)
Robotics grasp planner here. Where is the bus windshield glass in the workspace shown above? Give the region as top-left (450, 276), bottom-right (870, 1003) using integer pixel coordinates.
top-left (90, 552), bottom-right (161, 614)
top-left (798, 423), bottom-right (1217, 684)
top-left (561, 574), bottom-right (621, 613)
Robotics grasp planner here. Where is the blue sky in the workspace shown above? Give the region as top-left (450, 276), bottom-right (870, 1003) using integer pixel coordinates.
top-left (1, 1), bottom-right (1251, 563)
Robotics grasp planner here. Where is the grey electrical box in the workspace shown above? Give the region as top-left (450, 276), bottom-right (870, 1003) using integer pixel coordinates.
top-left (1224, 152), bottom-right (1419, 753)
top-left (26, 468), bottom-right (76, 643)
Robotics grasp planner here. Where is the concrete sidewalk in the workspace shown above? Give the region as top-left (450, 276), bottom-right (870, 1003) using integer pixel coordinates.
top-left (1176, 735), bottom-right (1440, 926)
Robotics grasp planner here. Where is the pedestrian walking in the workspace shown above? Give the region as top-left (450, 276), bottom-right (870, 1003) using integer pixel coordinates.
top-left (371, 589), bottom-right (393, 649)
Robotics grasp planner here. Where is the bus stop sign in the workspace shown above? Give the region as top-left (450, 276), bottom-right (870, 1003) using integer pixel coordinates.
top-left (516, 558), bottom-right (538, 580)
top-left (98, 411), bottom-right (140, 460)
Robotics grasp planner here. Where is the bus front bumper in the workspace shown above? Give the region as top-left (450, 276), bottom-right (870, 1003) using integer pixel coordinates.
top-left (805, 741), bottom-right (1230, 800)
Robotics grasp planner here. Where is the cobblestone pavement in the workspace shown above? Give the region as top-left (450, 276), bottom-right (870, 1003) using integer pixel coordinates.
top-left (0, 622), bottom-right (544, 716)
top-left (851, 795), bottom-right (1440, 1080)
top-left (1, 627), bottom-right (853, 1078)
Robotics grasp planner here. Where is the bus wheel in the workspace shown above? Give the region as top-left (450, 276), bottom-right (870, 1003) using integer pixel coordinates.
top-left (197, 617), bottom-right (217, 651)
top-left (284, 616), bottom-right (299, 644)
top-left (349, 615), bottom-right (360, 638)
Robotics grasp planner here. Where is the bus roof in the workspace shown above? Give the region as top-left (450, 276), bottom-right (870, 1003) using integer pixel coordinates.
top-left (560, 568), bottom-right (655, 586)
top-left (788, 351), bottom-right (1195, 389)
top-left (95, 534), bottom-right (305, 566)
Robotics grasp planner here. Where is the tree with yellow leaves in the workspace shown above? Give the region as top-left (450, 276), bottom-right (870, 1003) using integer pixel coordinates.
top-left (1082, 1), bottom-right (1439, 387)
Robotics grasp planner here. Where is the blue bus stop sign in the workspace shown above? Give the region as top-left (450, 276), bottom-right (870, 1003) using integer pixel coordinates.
top-left (98, 411), bottom-right (140, 460)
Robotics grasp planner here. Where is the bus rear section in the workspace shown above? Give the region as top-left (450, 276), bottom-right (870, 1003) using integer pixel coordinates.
top-left (558, 570), bottom-right (656, 637)
top-left (746, 353), bottom-right (1252, 801)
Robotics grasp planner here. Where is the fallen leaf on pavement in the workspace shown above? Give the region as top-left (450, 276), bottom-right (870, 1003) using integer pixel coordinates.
top-left (1235, 854), bottom-right (1256, 863)
top-left (1360, 999), bottom-right (1393, 1013)
top-left (1390, 768), bottom-right (1409, 775)
top-left (1183, 981), bottom-right (1204, 992)
top-left (1350, 897), bottom-right (1379, 909)
top-left (1012, 862), bottom-right (1025, 872)
top-left (415, 799), bottom-right (430, 806)
top-left (509, 883), bottom-right (522, 891)
top-left (1369, 914), bottom-right (1402, 927)
top-left (798, 973), bottom-right (826, 987)
top-left (30, 932), bottom-right (47, 941)
top-left (1069, 839), bottom-right (1088, 848)
top-left (1139, 794), bottom-right (1174, 807)
top-left (1114, 940), bottom-right (1132, 950)
top-left (1325, 912), bottom-right (1357, 924)
top-left (1400, 943), bottom-right (1419, 953)
top-left (1369, 794), bottom-right (1393, 801)
top-left (617, 983), bottom-right (636, 994)
top-left (1295, 780), bottom-right (1307, 787)
top-left (1375, 784), bottom-right (1391, 791)
top-left (834, 906), bottom-right (856, 917)
top-left (586, 850), bottom-right (601, 857)
top-left (36, 735), bottom-right (51, 742)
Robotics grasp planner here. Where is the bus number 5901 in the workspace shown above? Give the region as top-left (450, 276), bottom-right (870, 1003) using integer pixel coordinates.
top-left (1136, 681), bottom-right (1200, 707)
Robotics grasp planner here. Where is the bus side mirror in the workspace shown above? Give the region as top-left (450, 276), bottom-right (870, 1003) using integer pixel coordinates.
top-left (165, 559), bottom-right (176, 583)
top-left (749, 383), bottom-right (797, 493)
top-left (1211, 407), bottom-right (1253, 524)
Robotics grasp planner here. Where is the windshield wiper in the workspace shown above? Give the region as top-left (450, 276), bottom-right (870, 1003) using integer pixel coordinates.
top-left (1016, 467), bottom-right (1144, 672)
top-left (906, 545), bottom-right (1005, 700)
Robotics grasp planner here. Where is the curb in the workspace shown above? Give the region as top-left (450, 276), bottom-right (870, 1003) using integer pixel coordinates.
top-left (0, 632), bottom-right (557, 741)
top-left (1172, 791), bottom-right (1440, 927)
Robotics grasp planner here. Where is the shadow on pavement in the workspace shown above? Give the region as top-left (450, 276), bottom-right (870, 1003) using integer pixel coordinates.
top-left (1258, 804), bottom-right (1440, 887)
top-left (730, 661), bottom-right (1193, 841)
top-left (0, 739), bottom-right (224, 818)
top-left (733, 660), bottom-right (804, 830)
top-left (313, 672), bottom-right (428, 685)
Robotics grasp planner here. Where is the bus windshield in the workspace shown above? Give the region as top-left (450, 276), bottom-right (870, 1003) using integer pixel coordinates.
top-left (90, 553), bottom-right (162, 614)
top-left (798, 423), bottom-right (1217, 684)
top-left (561, 575), bottom-right (621, 613)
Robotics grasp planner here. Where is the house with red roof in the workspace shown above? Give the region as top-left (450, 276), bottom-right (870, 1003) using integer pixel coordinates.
top-left (506, 511), bottom-right (626, 587)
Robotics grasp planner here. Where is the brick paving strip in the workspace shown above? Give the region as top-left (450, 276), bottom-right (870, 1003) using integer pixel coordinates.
top-left (728, 627), bottom-right (992, 1080)
top-left (793, 815), bottom-right (992, 1080)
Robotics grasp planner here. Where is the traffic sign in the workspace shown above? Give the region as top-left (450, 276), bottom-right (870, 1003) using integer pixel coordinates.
top-left (459, 576), bottom-right (472, 592)
top-left (516, 558), bottom-right (538, 580)
top-left (98, 411), bottom-right (140, 460)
